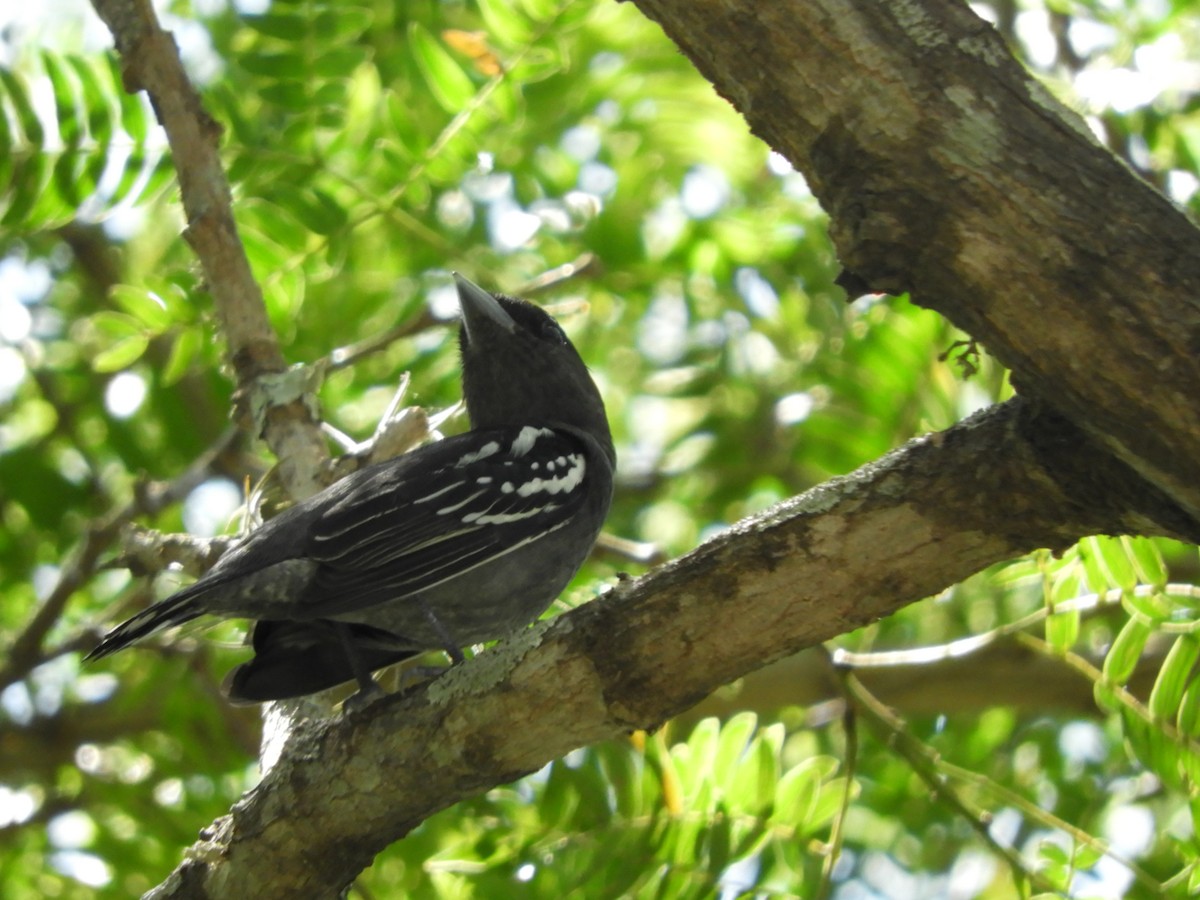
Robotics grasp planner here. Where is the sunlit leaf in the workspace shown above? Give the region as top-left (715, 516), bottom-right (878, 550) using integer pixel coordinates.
top-left (1103, 616), bottom-right (1153, 686)
top-left (93, 333), bottom-right (150, 372)
top-left (409, 22), bottom-right (477, 112)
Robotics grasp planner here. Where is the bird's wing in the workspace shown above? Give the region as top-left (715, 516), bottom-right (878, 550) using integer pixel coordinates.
top-left (298, 425), bottom-right (592, 615)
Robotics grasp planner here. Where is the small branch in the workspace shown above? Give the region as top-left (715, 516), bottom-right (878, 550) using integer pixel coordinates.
top-left (593, 533), bottom-right (665, 567)
top-left (320, 253), bottom-right (600, 374)
top-left (88, 0), bottom-right (328, 500)
top-left (844, 667), bottom-right (1165, 895)
top-left (326, 308), bottom-right (441, 372)
top-left (831, 583), bottom-right (1200, 669)
top-left (815, 650), bottom-right (854, 900)
top-left (842, 670), bottom-right (1061, 895)
top-left (0, 428), bottom-right (238, 691)
top-left (936, 757), bottom-right (1164, 893)
top-left (517, 253), bottom-right (601, 296)
top-left (114, 528), bottom-right (234, 580)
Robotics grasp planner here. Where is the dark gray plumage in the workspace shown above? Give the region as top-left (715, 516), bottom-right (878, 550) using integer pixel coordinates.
top-left (87, 275), bottom-right (615, 703)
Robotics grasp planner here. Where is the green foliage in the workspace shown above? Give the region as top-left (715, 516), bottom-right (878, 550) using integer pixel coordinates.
top-left (2, 0), bottom-right (1200, 896)
top-left (0, 50), bottom-right (171, 229)
top-left (358, 716), bottom-right (848, 898)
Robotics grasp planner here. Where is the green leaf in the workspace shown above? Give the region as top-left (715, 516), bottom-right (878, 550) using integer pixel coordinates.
top-left (258, 80), bottom-right (312, 111)
top-left (53, 150), bottom-right (89, 208)
top-left (478, 0), bottom-right (536, 46)
top-left (3, 155), bottom-right (49, 226)
top-left (682, 717), bottom-right (719, 798)
top-left (248, 7), bottom-right (374, 42)
top-left (728, 733), bottom-right (777, 815)
top-left (42, 50), bottom-right (83, 147)
top-left (706, 814), bottom-right (731, 876)
top-left (519, 0), bottom-right (562, 22)
top-left (161, 328), bottom-right (202, 386)
top-left (323, 7), bottom-right (375, 40)
top-left (0, 68), bottom-right (45, 145)
top-left (1038, 840), bottom-right (1068, 867)
top-left (313, 46), bottom-right (370, 78)
top-left (1123, 536), bottom-right (1168, 589)
top-left (807, 776), bottom-right (853, 832)
top-left (317, 80), bottom-right (353, 108)
top-left (712, 712), bottom-right (756, 788)
top-left (1045, 608), bottom-right (1080, 653)
top-left (1178, 682), bottom-right (1200, 737)
top-left (1149, 634), bottom-right (1200, 721)
top-left (1088, 535), bottom-right (1138, 592)
top-left (241, 11), bottom-right (311, 40)
top-left (1104, 616), bottom-right (1153, 686)
top-left (596, 743), bottom-right (639, 820)
top-left (1122, 705), bottom-right (1184, 791)
top-left (1073, 842), bottom-right (1103, 870)
top-left (240, 51), bottom-right (310, 80)
top-left (772, 755), bottom-right (837, 830)
top-left (93, 334), bottom-right (150, 372)
top-left (0, 74), bottom-right (11, 160)
top-left (1124, 585), bottom-right (1171, 622)
top-left (1190, 858), bottom-right (1200, 895)
top-left (409, 22), bottom-right (477, 112)
top-left (110, 285), bottom-right (173, 331)
top-left (510, 46), bottom-right (565, 84)
top-left (282, 188), bottom-right (348, 236)
top-left (90, 310), bottom-right (142, 340)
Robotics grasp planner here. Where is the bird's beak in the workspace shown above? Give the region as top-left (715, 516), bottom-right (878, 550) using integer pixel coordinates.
top-left (455, 273), bottom-right (516, 338)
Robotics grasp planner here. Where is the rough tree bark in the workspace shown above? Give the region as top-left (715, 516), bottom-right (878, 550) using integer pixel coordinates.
top-left (90, 0), bottom-right (329, 501)
top-left (88, 0), bottom-right (1200, 896)
top-left (633, 0), bottom-right (1200, 521)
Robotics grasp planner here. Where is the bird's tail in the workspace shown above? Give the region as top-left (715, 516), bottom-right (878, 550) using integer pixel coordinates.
top-left (85, 584), bottom-right (208, 661)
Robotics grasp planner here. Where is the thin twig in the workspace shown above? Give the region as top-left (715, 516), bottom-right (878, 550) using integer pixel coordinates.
top-left (0, 427), bottom-right (239, 691)
top-left (816, 647), bottom-right (854, 900)
top-left (832, 583), bottom-right (1200, 669)
top-left (841, 669), bottom-right (1061, 896)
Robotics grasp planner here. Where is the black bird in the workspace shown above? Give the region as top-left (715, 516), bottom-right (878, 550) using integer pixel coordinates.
top-left (88, 274), bottom-right (615, 703)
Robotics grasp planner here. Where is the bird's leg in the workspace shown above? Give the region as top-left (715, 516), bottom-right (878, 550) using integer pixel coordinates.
top-left (416, 599), bottom-right (466, 665)
top-left (335, 622), bottom-right (386, 709)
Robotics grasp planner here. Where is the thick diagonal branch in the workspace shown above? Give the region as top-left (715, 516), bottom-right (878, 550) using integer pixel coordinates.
top-left (631, 0), bottom-right (1200, 520)
top-left (141, 399), bottom-right (1200, 898)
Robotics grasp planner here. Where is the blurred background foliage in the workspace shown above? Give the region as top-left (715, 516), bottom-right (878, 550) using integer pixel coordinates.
top-left (1, 0), bottom-right (1200, 896)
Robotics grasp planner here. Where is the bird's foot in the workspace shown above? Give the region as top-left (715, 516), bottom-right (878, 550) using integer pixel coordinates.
top-left (396, 664), bottom-right (453, 693)
top-left (341, 679), bottom-right (387, 714)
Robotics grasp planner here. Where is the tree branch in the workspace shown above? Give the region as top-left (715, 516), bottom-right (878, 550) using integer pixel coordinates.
top-left (630, 0), bottom-right (1200, 520)
top-left (80, 1), bottom-right (1200, 894)
top-left (0, 428), bottom-right (239, 692)
top-left (139, 398), bottom-right (1200, 897)
top-left (89, 0), bottom-right (328, 500)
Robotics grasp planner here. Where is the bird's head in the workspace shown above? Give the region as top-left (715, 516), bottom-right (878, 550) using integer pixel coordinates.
top-left (455, 274), bottom-right (614, 467)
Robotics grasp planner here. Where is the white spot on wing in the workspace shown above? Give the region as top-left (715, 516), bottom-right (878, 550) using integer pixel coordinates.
top-left (457, 441), bottom-right (500, 465)
top-left (412, 481), bottom-right (465, 505)
top-left (437, 489), bottom-right (486, 514)
top-left (510, 426), bottom-right (553, 457)
top-left (516, 453), bottom-right (585, 497)
top-left (463, 502), bottom-right (561, 525)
